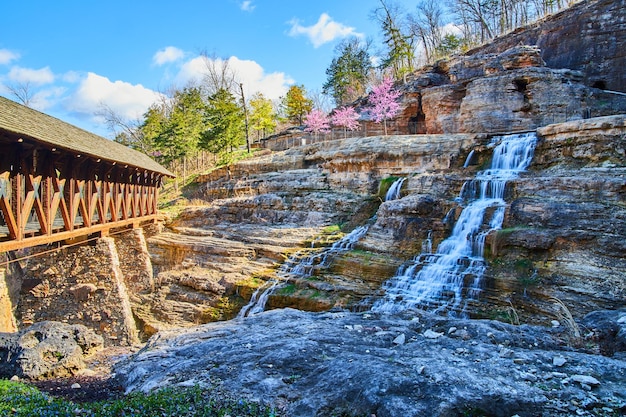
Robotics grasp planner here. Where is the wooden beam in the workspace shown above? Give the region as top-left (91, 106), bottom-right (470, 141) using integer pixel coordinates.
top-left (0, 214), bottom-right (161, 252)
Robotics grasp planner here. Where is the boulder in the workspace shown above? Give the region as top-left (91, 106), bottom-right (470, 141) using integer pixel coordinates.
top-left (0, 321), bottom-right (103, 380)
top-left (115, 309), bottom-right (626, 417)
top-left (581, 310), bottom-right (626, 357)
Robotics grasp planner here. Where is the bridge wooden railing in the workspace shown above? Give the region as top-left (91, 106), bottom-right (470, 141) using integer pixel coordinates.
top-left (0, 148), bottom-right (164, 252)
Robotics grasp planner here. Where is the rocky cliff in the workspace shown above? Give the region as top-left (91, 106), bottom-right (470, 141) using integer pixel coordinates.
top-left (465, 0), bottom-right (626, 93)
top-left (125, 114), bottom-right (623, 334)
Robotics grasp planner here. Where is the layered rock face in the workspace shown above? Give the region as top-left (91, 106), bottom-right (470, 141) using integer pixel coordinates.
top-left (5, 121), bottom-right (623, 344)
top-left (140, 115), bottom-right (624, 329)
top-left (141, 135), bottom-right (477, 331)
top-left (490, 116), bottom-right (626, 320)
top-left (404, 46), bottom-right (626, 135)
top-left (466, 0), bottom-right (626, 93)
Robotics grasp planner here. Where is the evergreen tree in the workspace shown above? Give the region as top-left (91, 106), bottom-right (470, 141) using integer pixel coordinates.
top-left (141, 104), bottom-right (169, 162)
top-left (200, 88), bottom-right (245, 158)
top-left (372, 0), bottom-right (416, 79)
top-left (323, 38), bottom-right (372, 106)
top-left (142, 87), bottom-right (206, 169)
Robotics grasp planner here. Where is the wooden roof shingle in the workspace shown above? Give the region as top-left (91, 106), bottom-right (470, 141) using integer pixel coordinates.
top-left (0, 96), bottom-right (174, 177)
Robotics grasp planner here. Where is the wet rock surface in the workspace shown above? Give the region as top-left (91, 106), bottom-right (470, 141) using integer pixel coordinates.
top-left (115, 308), bottom-right (626, 417)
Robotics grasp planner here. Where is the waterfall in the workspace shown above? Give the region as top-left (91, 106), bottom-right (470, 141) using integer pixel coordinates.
top-left (238, 225), bottom-right (370, 318)
top-left (282, 225), bottom-right (369, 277)
top-left (463, 150), bottom-right (476, 168)
top-left (372, 132), bottom-right (538, 316)
top-left (421, 231), bottom-right (433, 254)
top-left (385, 177), bottom-right (406, 201)
top-left (237, 280), bottom-right (281, 319)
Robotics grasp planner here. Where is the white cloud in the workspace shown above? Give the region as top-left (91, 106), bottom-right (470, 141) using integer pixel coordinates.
top-left (8, 66), bottom-right (54, 85)
top-left (229, 57), bottom-right (293, 100)
top-left (62, 71), bottom-right (81, 83)
top-left (174, 55), bottom-right (210, 87)
top-left (30, 86), bottom-right (67, 111)
top-left (442, 22), bottom-right (463, 36)
top-left (0, 49), bottom-right (20, 65)
top-left (240, 1), bottom-right (255, 12)
top-left (288, 13), bottom-right (362, 48)
top-left (153, 46), bottom-right (185, 66)
top-left (174, 55), bottom-right (293, 101)
top-left (67, 72), bottom-right (163, 120)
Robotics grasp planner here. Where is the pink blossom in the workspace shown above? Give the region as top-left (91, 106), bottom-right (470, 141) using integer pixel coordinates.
top-left (368, 77), bottom-right (401, 135)
top-left (304, 109), bottom-right (330, 134)
top-left (331, 106), bottom-right (361, 133)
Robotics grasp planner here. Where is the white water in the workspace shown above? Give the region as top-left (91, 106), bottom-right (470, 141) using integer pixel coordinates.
top-left (372, 132), bottom-right (538, 315)
top-left (282, 225), bottom-right (369, 277)
top-left (463, 150), bottom-right (476, 168)
top-left (238, 225), bottom-right (370, 318)
top-left (385, 177), bottom-right (406, 201)
top-left (236, 280), bottom-right (281, 319)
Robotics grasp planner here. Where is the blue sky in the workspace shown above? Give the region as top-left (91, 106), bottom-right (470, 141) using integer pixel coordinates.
top-left (0, 0), bottom-right (420, 138)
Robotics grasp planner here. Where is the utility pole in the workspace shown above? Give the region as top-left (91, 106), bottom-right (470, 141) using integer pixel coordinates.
top-left (239, 83), bottom-right (250, 153)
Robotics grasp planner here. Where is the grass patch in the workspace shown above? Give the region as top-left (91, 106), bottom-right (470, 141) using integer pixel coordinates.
top-left (235, 276), bottom-right (267, 288)
top-left (322, 224), bottom-right (341, 234)
top-left (0, 380), bottom-right (276, 417)
top-left (276, 283), bottom-right (297, 296)
top-left (378, 176), bottom-right (400, 200)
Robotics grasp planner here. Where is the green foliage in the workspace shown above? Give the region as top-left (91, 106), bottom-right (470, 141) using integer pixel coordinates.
top-left (249, 93), bottom-right (278, 140)
top-left (0, 380), bottom-right (276, 417)
top-left (322, 224), bottom-right (341, 234)
top-left (280, 85), bottom-right (313, 125)
top-left (200, 88), bottom-right (245, 156)
top-left (323, 37), bottom-right (372, 106)
top-left (435, 33), bottom-right (464, 57)
top-left (373, 1), bottom-right (415, 79)
top-left (145, 87), bottom-right (207, 166)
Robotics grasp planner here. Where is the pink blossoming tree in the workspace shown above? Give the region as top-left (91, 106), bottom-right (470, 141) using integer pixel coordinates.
top-left (368, 77), bottom-right (401, 135)
top-left (331, 106), bottom-right (360, 138)
top-left (304, 108), bottom-right (330, 140)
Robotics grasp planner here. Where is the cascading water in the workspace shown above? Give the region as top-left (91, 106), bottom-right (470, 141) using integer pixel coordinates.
top-left (463, 149), bottom-right (476, 168)
top-left (236, 280), bottom-right (280, 318)
top-left (372, 132), bottom-right (538, 316)
top-left (285, 225), bottom-right (369, 277)
top-left (237, 225), bottom-right (370, 318)
top-left (385, 177), bottom-right (406, 201)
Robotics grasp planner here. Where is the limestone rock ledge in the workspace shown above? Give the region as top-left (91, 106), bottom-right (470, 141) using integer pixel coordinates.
top-left (114, 308), bottom-right (626, 417)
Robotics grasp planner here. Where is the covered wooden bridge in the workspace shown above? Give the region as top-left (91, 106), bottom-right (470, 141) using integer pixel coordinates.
top-left (0, 96), bottom-right (174, 252)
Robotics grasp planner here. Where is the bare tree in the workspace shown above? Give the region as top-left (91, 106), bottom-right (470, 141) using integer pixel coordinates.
top-left (199, 51), bottom-right (238, 97)
top-left (451, 0), bottom-right (496, 43)
top-left (408, 0), bottom-right (445, 63)
top-left (96, 102), bottom-right (152, 152)
top-left (6, 81), bottom-right (35, 107)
